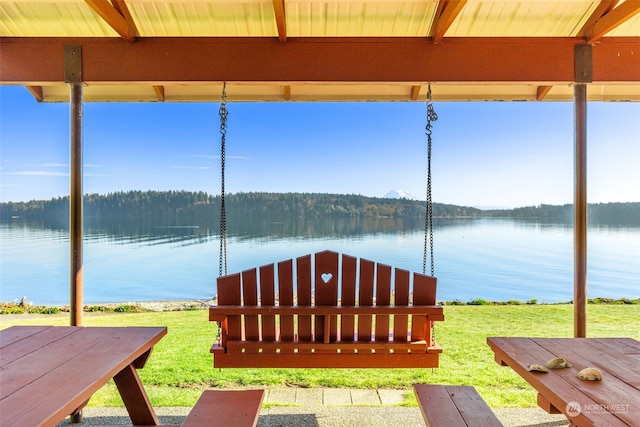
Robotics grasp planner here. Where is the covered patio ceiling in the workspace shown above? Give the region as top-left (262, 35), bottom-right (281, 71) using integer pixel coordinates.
top-left (1, 0), bottom-right (639, 102)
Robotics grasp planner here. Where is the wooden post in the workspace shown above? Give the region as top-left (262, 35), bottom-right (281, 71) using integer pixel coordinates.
top-left (573, 44), bottom-right (591, 338)
top-left (65, 45), bottom-right (83, 328)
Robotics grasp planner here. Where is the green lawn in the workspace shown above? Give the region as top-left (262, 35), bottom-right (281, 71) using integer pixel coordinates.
top-left (2, 304), bottom-right (638, 408)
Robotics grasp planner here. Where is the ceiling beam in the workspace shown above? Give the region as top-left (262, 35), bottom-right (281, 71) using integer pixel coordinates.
top-left (273, 0), bottom-right (287, 43)
top-left (410, 85), bottom-right (421, 100)
top-left (153, 85), bottom-right (165, 101)
top-left (587, 1), bottom-right (640, 43)
top-left (431, 1), bottom-right (467, 43)
top-left (578, 1), bottom-right (618, 38)
top-left (2, 37), bottom-right (638, 85)
top-left (112, 0), bottom-right (138, 35)
top-left (84, 0), bottom-right (137, 43)
top-left (25, 85), bottom-right (44, 102)
top-left (536, 85), bottom-right (553, 101)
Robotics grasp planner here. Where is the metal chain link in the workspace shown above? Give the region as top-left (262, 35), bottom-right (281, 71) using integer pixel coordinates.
top-left (423, 85), bottom-right (438, 277)
top-left (219, 83), bottom-right (228, 277)
top-left (423, 86), bottom-right (439, 352)
top-left (215, 321), bottom-right (222, 346)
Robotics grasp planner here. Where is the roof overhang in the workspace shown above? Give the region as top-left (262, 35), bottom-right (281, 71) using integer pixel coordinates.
top-left (1, 0), bottom-right (639, 102)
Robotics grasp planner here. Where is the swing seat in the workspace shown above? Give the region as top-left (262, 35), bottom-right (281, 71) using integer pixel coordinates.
top-left (209, 250), bottom-right (444, 368)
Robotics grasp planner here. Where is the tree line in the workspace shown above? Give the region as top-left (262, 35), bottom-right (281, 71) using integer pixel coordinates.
top-left (1, 191), bottom-right (638, 226)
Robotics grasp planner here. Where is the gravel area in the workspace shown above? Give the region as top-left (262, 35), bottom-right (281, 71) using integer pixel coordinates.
top-left (57, 405), bottom-right (569, 426)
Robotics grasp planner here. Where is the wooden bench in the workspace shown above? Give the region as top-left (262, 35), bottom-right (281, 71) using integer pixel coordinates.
top-left (413, 384), bottom-right (503, 427)
top-left (210, 250), bottom-right (444, 368)
top-left (181, 390), bottom-right (264, 427)
top-left (94, 390), bottom-right (264, 427)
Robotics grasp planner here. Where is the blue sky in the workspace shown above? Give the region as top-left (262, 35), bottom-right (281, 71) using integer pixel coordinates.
top-left (1, 85), bottom-right (638, 208)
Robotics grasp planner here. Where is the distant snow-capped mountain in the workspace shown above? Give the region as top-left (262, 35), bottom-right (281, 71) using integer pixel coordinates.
top-left (383, 189), bottom-right (417, 200)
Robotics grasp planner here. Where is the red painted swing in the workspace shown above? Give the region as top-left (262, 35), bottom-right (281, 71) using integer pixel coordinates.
top-left (210, 85), bottom-right (443, 369)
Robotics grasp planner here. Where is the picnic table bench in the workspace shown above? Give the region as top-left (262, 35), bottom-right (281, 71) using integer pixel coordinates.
top-left (210, 250), bottom-right (444, 368)
top-left (180, 389), bottom-right (264, 427)
top-left (413, 384), bottom-right (503, 427)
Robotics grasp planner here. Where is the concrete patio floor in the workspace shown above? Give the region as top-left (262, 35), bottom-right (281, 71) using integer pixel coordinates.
top-left (58, 387), bottom-right (570, 426)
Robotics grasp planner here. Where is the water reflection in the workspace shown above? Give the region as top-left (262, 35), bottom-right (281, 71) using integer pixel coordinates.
top-left (11, 215), bottom-right (632, 246)
top-left (1, 217), bottom-right (637, 306)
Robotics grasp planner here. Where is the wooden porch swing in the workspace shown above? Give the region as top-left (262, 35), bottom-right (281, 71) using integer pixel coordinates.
top-left (209, 85), bottom-right (444, 369)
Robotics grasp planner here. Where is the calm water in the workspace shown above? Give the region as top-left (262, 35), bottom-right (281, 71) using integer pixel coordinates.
top-left (1, 218), bottom-right (638, 306)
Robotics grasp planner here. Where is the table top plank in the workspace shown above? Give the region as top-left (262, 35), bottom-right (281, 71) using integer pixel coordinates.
top-left (0, 326), bottom-right (166, 427)
top-left (488, 337), bottom-right (630, 427)
top-left (0, 325), bottom-right (51, 350)
top-left (601, 338), bottom-right (640, 355)
top-left (579, 339), bottom-right (640, 385)
top-left (535, 338), bottom-right (640, 386)
top-left (1, 327), bottom-right (121, 397)
top-left (528, 338), bottom-right (640, 426)
top-left (0, 326), bottom-right (81, 366)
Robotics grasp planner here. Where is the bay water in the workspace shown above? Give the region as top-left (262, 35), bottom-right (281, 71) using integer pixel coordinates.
top-left (1, 218), bottom-right (638, 306)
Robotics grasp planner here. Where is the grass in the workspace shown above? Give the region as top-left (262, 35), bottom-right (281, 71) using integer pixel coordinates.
top-left (2, 304), bottom-right (639, 408)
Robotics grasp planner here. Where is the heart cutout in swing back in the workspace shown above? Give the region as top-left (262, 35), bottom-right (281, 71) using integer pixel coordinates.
top-left (321, 273), bottom-right (333, 284)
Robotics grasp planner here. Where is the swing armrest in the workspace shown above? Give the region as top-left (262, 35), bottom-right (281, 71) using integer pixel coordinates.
top-left (209, 313), bottom-right (228, 322)
top-left (209, 305), bottom-right (444, 317)
top-left (209, 312), bottom-right (230, 353)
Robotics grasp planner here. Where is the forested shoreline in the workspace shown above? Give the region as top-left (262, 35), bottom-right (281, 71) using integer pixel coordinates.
top-left (1, 190), bottom-right (638, 225)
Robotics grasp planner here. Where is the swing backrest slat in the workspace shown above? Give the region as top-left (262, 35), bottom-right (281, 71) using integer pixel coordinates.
top-left (357, 258), bottom-right (375, 342)
top-left (278, 259), bottom-right (295, 342)
top-left (296, 254), bottom-right (313, 345)
top-left (242, 269), bottom-right (259, 341)
top-left (393, 268), bottom-right (411, 342)
top-left (340, 254), bottom-right (357, 341)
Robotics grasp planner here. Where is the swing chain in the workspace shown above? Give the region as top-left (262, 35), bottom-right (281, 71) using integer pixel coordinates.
top-left (423, 85), bottom-right (437, 277)
top-left (219, 83), bottom-right (228, 277)
top-left (215, 321), bottom-right (222, 346)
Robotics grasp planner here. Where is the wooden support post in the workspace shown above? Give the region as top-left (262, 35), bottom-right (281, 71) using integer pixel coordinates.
top-left (65, 45), bottom-right (83, 328)
top-left (573, 44), bottom-right (590, 338)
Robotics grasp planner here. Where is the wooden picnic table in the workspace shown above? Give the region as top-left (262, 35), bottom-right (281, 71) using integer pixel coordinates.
top-left (488, 337), bottom-right (640, 427)
top-left (0, 325), bottom-right (167, 427)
